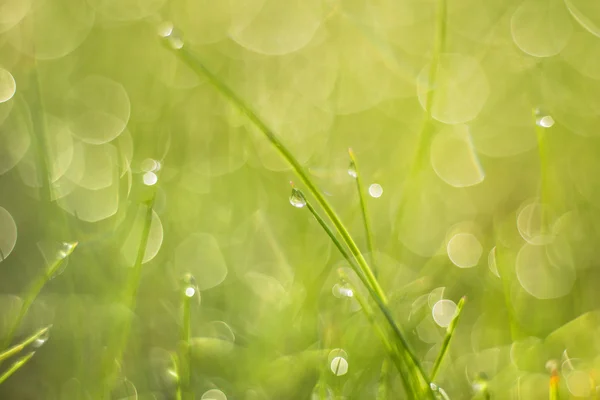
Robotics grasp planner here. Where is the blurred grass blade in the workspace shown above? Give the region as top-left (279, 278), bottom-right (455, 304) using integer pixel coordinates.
top-left (393, 0), bottom-right (447, 235)
top-left (0, 326), bottom-right (50, 363)
top-left (377, 359), bottom-right (390, 400)
top-left (337, 269), bottom-right (422, 399)
top-left (430, 296), bottom-right (466, 382)
top-left (165, 39), bottom-right (385, 306)
top-left (178, 274), bottom-right (195, 400)
top-left (549, 370), bottom-right (559, 400)
top-left (102, 196), bottom-right (156, 396)
top-left (348, 149), bottom-right (377, 275)
top-left (0, 351), bottom-right (36, 385)
top-left (300, 189), bottom-right (432, 399)
top-left (0, 242), bottom-right (77, 354)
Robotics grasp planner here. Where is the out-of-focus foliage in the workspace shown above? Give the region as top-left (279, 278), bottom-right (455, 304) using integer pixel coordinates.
top-left (1, 0), bottom-right (600, 398)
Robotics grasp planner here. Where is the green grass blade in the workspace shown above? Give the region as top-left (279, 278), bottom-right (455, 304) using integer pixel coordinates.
top-left (337, 269), bottom-right (422, 399)
top-left (348, 149), bottom-right (377, 275)
top-left (393, 0), bottom-right (447, 235)
top-left (165, 39), bottom-right (386, 306)
top-left (377, 358), bottom-right (390, 400)
top-left (0, 243), bottom-right (77, 355)
top-left (430, 296), bottom-right (466, 382)
top-left (0, 351), bottom-right (36, 385)
top-left (299, 189), bottom-right (432, 399)
top-left (102, 195), bottom-right (156, 397)
top-left (0, 326), bottom-right (50, 363)
top-left (178, 274), bottom-right (195, 400)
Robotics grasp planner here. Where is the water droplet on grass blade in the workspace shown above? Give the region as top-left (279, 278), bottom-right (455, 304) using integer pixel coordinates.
top-left (289, 188), bottom-right (306, 208)
top-left (33, 328), bottom-right (50, 348)
top-left (347, 161), bottom-right (357, 178)
top-left (157, 21), bottom-right (174, 38)
top-left (488, 247), bottom-right (500, 277)
top-left (536, 115), bottom-right (555, 128)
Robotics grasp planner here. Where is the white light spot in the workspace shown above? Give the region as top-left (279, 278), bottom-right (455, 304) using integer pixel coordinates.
top-left (143, 171), bottom-right (158, 186)
top-left (0, 68), bottom-right (16, 103)
top-left (368, 183), bottom-right (383, 198)
top-left (0, 206), bottom-right (18, 262)
top-left (202, 389), bottom-right (227, 400)
top-left (537, 115), bottom-right (555, 128)
top-left (432, 299), bottom-right (458, 328)
top-left (157, 21), bottom-right (174, 38)
top-left (447, 233), bottom-right (482, 268)
top-left (330, 356), bottom-right (348, 376)
top-left (185, 287), bottom-right (196, 297)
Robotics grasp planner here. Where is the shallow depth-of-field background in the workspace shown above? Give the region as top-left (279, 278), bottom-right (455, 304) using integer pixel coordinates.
top-left (1, 0), bottom-right (600, 398)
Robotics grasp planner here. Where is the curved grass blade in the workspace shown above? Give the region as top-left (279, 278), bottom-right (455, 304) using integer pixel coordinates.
top-left (297, 188), bottom-right (432, 399)
top-left (163, 37), bottom-right (386, 306)
top-left (0, 351), bottom-right (36, 385)
top-left (0, 326), bottom-right (50, 363)
top-left (337, 269), bottom-right (424, 399)
top-left (0, 243), bottom-right (77, 355)
top-left (348, 149), bottom-right (377, 276)
top-left (430, 296), bottom-right (466, 382)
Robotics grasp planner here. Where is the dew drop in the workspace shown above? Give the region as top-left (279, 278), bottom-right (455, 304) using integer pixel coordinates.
top-left (330, 356), bottom-right (348, 376)
top-left (168, 34), bottom-right (184, 50)
top-left (143, 171), bottom-right (158, 186)
top-left (0, 206), bottom-right (18, 262)
top-left (332, 283), bottom-right (353, 298)
top-left (347, 162), bottom-right (357, 178)
top-left (183, 274), bottom-right (197, 299)
top-left (33, 328), bottom-right (50, 348)
top-left (157, 21), bottom-right (174, 38)
top-left (536, 115), bottom-right (555, 128)
top-left (289, 188), bottom-right (306, 208)
top-left (368, 183), bottom-right (383, 198)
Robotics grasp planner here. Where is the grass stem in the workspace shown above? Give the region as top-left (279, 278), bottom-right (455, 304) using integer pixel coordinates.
top-left (0, 326), bottom-right (50, 363)
top-left (348, 149), bottom-right (377, 276)
top-left (0, 351), bottom-right (36, 385)
top-left (430, 296), bottom-right (466, 382)
top-left (166, 40), bottom-right (386, 307)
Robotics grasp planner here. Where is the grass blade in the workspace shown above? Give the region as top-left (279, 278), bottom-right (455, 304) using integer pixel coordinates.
top-left (164, 37), bottom-right (386, 307)
top-left (377, 358), bottom-right (390, 400)
top-left (0, 326), bottom-right (50, 363)
top-left (297, 188), bottom-right (432, 399)
top-left (0, 351), bottom-right (36, 385)
top-left (430, 296), bottom-right (466, 382)
top-left (393, 0), bottom-right (447, 237)
top-left (348, 149), bottom-right (377, 275)
top-left (0, 243), bottom-right (77, 355)
top-left (102, 195), bottom-right (156, 397)
top-left (177, 274), bottom-right (196, 400)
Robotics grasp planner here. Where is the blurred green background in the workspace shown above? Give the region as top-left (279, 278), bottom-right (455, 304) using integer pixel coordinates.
top-left (1, 0), bottom-right (600, 398)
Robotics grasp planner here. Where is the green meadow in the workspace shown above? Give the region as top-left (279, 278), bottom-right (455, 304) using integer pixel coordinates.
top-left (1, 0), bottom-right (600, 398)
